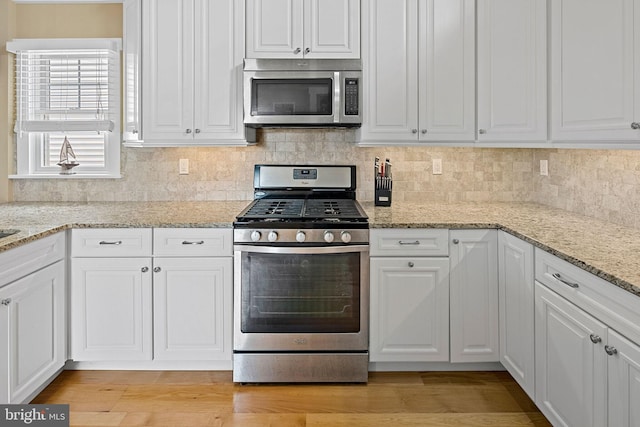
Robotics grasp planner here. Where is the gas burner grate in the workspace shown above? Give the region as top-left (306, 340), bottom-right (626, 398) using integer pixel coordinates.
top-left (242, 199), bottom-right (304, 219)
top-left (303, 199), bottom-right (363, 219)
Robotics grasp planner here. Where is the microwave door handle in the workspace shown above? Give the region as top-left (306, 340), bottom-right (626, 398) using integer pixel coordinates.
top-left (333, 72), bottom-right (341, 123)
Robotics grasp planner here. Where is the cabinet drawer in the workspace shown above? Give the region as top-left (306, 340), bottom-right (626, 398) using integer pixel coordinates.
top-left (153, 228), bottom-right (232, 257)
top-left (72, 228), bottom-right (152, 257)
top-left (370, 229), bottom-right (449, 256)
top-left (0, 232), bottom-right (66, 289)
top-left (534, 248), bottom-right (640, 345)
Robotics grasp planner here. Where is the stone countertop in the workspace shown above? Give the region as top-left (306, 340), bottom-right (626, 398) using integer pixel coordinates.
top-left (362, 201), bottom-right (640, 298)
top-left (1, 200), bottom-right (639, 298)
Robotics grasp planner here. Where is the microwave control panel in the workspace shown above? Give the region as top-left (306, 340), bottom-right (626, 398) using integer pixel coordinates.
top-left (344, 78), bottom-right (359, 116)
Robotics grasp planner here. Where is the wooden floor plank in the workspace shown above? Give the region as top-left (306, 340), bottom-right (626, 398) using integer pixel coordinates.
top-left (31, 371), bottom-right (551, 427)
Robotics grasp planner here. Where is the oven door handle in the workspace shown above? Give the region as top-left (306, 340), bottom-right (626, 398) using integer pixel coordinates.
top-left (234, 244), bottom-right (369, 255)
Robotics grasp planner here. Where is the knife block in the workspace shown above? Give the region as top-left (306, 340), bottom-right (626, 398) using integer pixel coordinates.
top-left (374, 177), bottom-right (392, 207)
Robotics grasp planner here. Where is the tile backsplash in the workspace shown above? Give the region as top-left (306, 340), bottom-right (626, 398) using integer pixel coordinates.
top-left (11, 129), bottom-right (640, 230)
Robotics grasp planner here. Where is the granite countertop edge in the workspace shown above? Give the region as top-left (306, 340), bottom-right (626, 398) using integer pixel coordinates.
top-left (1, 201), bottom-right (639, 298)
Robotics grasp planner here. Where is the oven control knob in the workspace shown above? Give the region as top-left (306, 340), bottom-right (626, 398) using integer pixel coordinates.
top-left (267, 231), bottom-right (279, 242)
top-left (296, 231), bottom-right (306, 243)
top-left (341, 231), bottom-right (352, 243)
top-left (250, 230), bottom-right (262, 242)
top-left (324, 231), bottom-right (335, 243)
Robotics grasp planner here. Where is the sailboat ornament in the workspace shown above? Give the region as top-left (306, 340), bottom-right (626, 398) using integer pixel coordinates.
top-left (57, 136), bottom-right (79, 174)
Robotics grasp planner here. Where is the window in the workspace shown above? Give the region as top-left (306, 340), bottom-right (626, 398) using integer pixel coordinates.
top-left (7, 38), bottom-right (121, 178)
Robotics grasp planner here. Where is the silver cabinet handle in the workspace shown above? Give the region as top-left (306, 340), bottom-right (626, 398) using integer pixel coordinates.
top-left (132, 129), bottom-right (139, 134)
top-left (194, 129), bottom-right (201, 134)
top-left (605, 345), bottom-right (618, 356)
top-left (304, 48), bottom-right (310, 54)
top-left (590, 334), bottom-right (602, 344)
top-left (99, 240), bottom-right (122, 245)
top-left (452, 239), bottom-right (460, 244)
top-left (186, 129), bottom-right (192, 134)
top-left (1, 298), bottom-right (11, 306)
top-left (479, 129), bottom-right (487, 134)
top-left (631, 122), bottom-right (640, 130)
top-left (411, 129), bottom-right (418, 134)
top-left (421, 129), bottom-right (427, 134)
top-left (408, 261), bottom-right (414, 268)
top-left (153, 267), bottom-right (161, 273)
top-left (294, 48), bottom-right (301, 54)
top-left (182, 240), bottom-right (204, 245)
top-left (398, 240), bottom-right (420, 245)
top-left (552, 273), bottom-right (579, 289)
top-left (141, 267), bottom-right (149, 273)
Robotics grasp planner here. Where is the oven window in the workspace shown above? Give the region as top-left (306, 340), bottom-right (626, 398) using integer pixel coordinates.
top-left (251, 79), bottom-right (333, 116)
top-left (241, 252), bottom-right (360, 333)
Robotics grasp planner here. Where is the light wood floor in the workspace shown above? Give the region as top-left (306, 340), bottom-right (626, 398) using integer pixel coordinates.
top-left (33, 370), bottom-right (551, 427)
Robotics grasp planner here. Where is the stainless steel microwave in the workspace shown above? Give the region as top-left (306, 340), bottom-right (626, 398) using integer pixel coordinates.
top-left (243, 59), bottom-right (362, 128)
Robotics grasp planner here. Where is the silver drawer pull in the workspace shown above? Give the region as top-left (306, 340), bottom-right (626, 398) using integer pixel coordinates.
top-left (605, 345), bottom-right (618, 356)
top-left (590, 334), bottom-right (602, 344)
top-left (99, 240), bottom-right (123, 245)
top-left (552, 273), bottom-right (579, 289)
top-left (398, 240), bottom-right (420, 245)
top-left (182, 240), bottom-right (205, 245)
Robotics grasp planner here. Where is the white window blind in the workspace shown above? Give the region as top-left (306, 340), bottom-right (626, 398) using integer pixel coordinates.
top-left (8, 39), bottom-right (120, 134)
top-left (7, 38), bottom-right (121, 178)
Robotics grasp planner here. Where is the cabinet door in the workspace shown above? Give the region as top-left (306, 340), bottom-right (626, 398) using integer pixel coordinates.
top-left (153, 257), bottom-right (232, 361)
top-left (370, 257), bottom-right (450, 362)
top-left (71, 258), bottom-right (152, 361)
top-left (449, 229), bottom-right (499, 363)
top-left (498, 231), bottom-right (535, 399)
top-left (123, 0), bottom-right (141, 142)
top-left (477, 0), bottom-right (546, 141)
top-left (535, 282), bottom-right (607, 427)
top-left (607, 329), bottom-right (640, 427)
top-left (550, 0), bottom-right (640, 141)
top-left (194, 0), bottom-right (245, 140)
top-left (304, 0), bottom-right (360, 59)
top-left (359, 0), bottom-right (419, 143)
top-left (418, 0), bottom-right (475, 141)
top-left (246, 0), bottom-right (303, 58)
top-left (142, 0), bottom-right (194, 140)
top-left (1, 261), bottom-right (65, 404)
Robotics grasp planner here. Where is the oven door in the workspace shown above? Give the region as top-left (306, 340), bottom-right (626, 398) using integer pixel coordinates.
top-left (233, 244), bottom-right (369, 352)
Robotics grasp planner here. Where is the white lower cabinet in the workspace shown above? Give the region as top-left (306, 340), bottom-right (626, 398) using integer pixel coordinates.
top-left (449, 229), bottom-right (499, 363)
top-left (70, 228), bottom-right (233, 364)
top-left (0, 261), bottom-right (65, 404)
top-left (370, 256), bottom-right (450, 362)
top-left (534, 282), bottom-right (607, 427)
top-left (607, 329), bottom-right (640, 427)
top-left (71, 257), bottom-right (153, 361)
top-left (534, 248), bottom-right (640, 427)
top-left (498, 231), bottom-right (535, 399)
top-left (370, 229), bottom-right (500, 365)
top-left (153, 257), bottom-right (232, 361)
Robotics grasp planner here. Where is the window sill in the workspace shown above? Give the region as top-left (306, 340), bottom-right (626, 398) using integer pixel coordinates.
top-left (9, 173), bottom-right (122, 179)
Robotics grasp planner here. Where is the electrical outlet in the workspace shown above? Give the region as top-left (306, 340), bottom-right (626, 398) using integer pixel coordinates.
top-left (179, 159), bottom-right (189, 175)
top-left (540, 159), bottom-right (549, 176)
top-left (433, 159), bottom-right (443, 175)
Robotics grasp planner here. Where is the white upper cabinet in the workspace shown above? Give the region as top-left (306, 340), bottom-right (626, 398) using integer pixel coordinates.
top-left (477, 0), bottom-right (547, 142)
top-left (124, 0), bottom-right (250, 146)
top-left (246, 0), bottom-right (360, 59)
top-left (550, 0), bottom-right (640, 141)
top-left (359, 0), bottom-right (475, 144)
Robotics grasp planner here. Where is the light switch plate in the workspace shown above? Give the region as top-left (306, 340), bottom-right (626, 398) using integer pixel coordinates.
top-left (433, 159), bottom-right (443, 175)
top-left (179, 159), bottom-right (189, 175)
top-left (540, 159), bottom-right (548, 176)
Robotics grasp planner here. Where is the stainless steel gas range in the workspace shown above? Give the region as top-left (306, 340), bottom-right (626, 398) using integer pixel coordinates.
top-left (233, 165), bottom-right (369, 383)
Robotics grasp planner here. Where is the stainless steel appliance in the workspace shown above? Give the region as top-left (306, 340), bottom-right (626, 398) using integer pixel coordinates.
top-left (233, 165), bottom-right (369, 383)
top-left (243, 59), bottom-right (362, 128)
